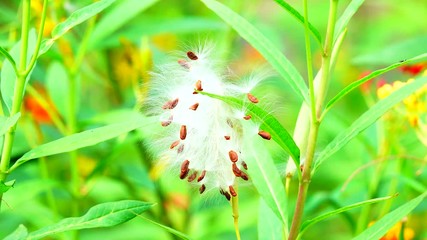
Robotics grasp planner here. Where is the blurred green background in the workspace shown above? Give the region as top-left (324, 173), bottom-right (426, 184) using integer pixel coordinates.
top-left (0, 0), bottom-right (426, 239)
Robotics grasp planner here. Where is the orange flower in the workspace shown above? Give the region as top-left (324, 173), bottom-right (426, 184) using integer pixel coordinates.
top-left (379, 222), bottom-right (414, 240)
top-left (400, 63), bottom-right (426, 76)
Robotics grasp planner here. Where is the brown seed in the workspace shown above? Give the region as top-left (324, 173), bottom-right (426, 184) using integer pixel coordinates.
top-left (247, 93), bottom-right (259, 103)
top-left (224, 135), bottom-right (231, 140)
top-left (195, 80), bottom-right (203, 91)
top-left (241, 161), bottom-right (248, 170)
top-left (161, 115), bottom-right (173, 127)
top-left (229, 150), bottom-right (238, 163)
top-left (229, 185), bottom-right (237, 197)
top-left (180, 160), bottom-right (190, 179)
top-left (178, 59), bottom-right (190, 69)
top-left (199, 184), bottom-right (206, 194)
top-left (240, 171), bottom-right (249, 181)
top-left (180, 125), bottom-right (187, 140)
top-left (232, 163), bottom-right (242, 177)
top-left (258, 130), bottom-right (271, 140)
top-left (177, 144), bottom-right (184, 153)
top-left (162, 98), bottom-right (179, 109)
top-left (197, 170), bottom-right (206, 182)
top-left (170, 140), bottom-right (180, 149)
top-left (187, 51), bottom-right (198, 60)
top-left (219, 189), bottom-right (225, 195)
top-left (243, 115), bottom-right (251, 120)
top-left (188, 171), bottom-right (197, 182)
top-left (189, 103), bottom-right (199, 111)
top-left (224, 191), bottom-right (231, 201)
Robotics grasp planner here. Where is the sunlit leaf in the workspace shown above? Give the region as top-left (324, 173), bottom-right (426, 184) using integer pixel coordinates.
top-left (201, 0), bottom-right (309, 103)
top-left (258, 198), bottom-right (284, 240)
top-left (334, 0), bottom-right (365, 41)
top-left (199, 91), bottom-right (300, 165)
top-left (88, 0), bottom-right (158, 49)
top-left (0, 180), bottom-right (15, 194)
top-left (27, 200), bottom-right (155, 240)
top-left (353, 191), bottom-right (427, 240)
top-left (10, 116), bottom-right (156, 171)
top-left (141, 216), bottom-right (190, 240)
top-left (0, 46), bottom-right (18, 74)
top-left (0, 113), bottom-right (21, 136)
top-left (314, 76), bottom-right (427, 172)
top-left (300, 195), bottom-right (396, 237)
top-left (4, 224), bottom-right (28, 240)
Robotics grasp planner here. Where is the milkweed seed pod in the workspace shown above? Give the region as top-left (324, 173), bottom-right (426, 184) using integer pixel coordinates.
top-left (146, 44), bottom-right (271, 200)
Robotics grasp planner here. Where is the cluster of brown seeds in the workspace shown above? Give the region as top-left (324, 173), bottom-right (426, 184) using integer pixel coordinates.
top-left (159, 50), bottom-right (272, 201)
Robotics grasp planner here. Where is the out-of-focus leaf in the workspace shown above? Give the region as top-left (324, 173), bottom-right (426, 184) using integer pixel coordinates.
top-left (326, 53), bottom-right (427, 112)
top-left (46, 61), bottom-right (69, 119)
top-left (300, 195), bottom-right (396, 237)
top-left (314, 76), bottom-right (427, 172)
top-left (0, 46), bottom-right (18, 74)
top-left (0, 113), bottom-right (21, 136)
top-left (10, 116), bottom-right (155, 171)
top-left (201, 0), bottom-right (309, 103)
top-left (4, 224), bottom-right (28, 240)
top-left (39, 0), bottom-right (115, 55)
top-left (244, 129), bottom-right (288, 227)
top-left (0, 180), bottom-right (15, 194)
top-left (258, 198), bottom-right (284, 240)
top-left (199, 91), bottom-right (300, 165)
top-left (88, 0), bottom-right (158, 49)
top-left (353, 35), bottom-right (427, 65)
top-left (1, 29), bottom-right (36, 114)
top-left (353, 191), bottom-right (427, 240)
top-left (334, 0), bottom-right (365, 41)
top-left (141, 217), bottom-right (190, 240)
top-left (27, 201), bottom-right (155, 240)
top-left (273, 0), bottom-right (321, 45)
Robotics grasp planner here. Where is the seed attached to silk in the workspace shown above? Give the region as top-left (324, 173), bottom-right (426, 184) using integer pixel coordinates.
top-left (180, 125), bottom-right (187, 140)
top-left (199, 184), bottom-right (206, 194)
top-left (170, 140), bottom-right (180, 149)
top-left (224, 135), bottom-right (230, 140)
top-left (180, 160), bottom-right (190, 179)
top-left (189, 103), bottom-right (199, 111)
top-left (243, 115), bottom-right (251, 120)
top-left (195, 80), bottom-right (203, 91)
top-left (229, 150), bottom-right (238, 162)
top-left (229, 186), bottom-right (237, 197)
top-left (240, 171), bottom-right (249, 181)
top-left (188, 171), bottom-right (197, 182)
top-left (187, 51), bottom-right (198, 60)
top-left (178, 59), bottom-right (190, 69)
top-left (232, 163), bottom-right (242, 177)
top-left (247, 93), bottom-right (259, 103)
top-left (197, 170), bottom-right (206, 182)
top-left (162, 98), bottom-right (179, 110)
top-left (161, 115), bottom-right (173, 127)
top-left (177, 144), bottom-right (184, 153)
top-left (224, 191), bottom-right (231, 201)
top-left (241, 161), bottom-right (248, 170)
top-left (258, 130), bottom-right (271, 140)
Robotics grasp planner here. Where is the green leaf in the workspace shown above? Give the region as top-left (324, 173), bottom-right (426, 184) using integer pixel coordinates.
top-left (0, 179), bottom-right (15, 193)
top-left (258, 198), bottom-right (284, 240)
top-left (314, 76), bottom-right (427, 172)
top-left (199, 91), bottom-right (300, 165)
top-left (0, 46), bottom-right (18, 75)
top-left (4, 224), bottom-right (28, 240)
top-left (273, 0), bottom-right (322, 45)
top-left (325, 53), bottom-right (427, 112)
top-left (201, 0), bottom-right (308, 103)
top-left (244, 130), bottom-right (288, 228)
top-left (141, 216), bottom-right (191, 240)
top-left (39, 0), bottom-right (115, 55)
top-left (27, 200), bottom-right (155, 240)
top-left (0, 112), bottom-right (21, 136)
top-left (88, 0), bottom-right (158, 49)
top-left (353, 36), bottom-right (427, 66)
top-left (45, 61), bottom-right (69, 119)
top-left (299, 195), bottom-right (396, 238)
top-left (353, 191), bottom-right (427, 240)
top-left (334, 0), bottom-right (365, 41)
top-left (1, 29), bottom-right (36, 114)
top-left (9, 116), bottom-right (155, 171)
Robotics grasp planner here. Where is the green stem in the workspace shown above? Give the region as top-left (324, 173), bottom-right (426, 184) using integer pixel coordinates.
top-left (0, 0), bottom-right (31, 211)
top-left (303, 0), bottom-right (316, 123)
top-left (231, 186), bottom-right (241, 240)
top-left (287, 1), bottom-right (338, 239)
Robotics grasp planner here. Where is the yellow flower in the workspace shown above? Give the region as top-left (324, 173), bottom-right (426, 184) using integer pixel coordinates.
top-left (379, 221), bottom-right (414, 240)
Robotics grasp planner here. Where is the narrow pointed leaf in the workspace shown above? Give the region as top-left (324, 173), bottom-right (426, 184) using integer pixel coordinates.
top-left (0, 180), bottom-right (16, 194)
top-left (142, 217), bottom-right (190, 240)
top-left (326, 53), bottom-right (427, 111)
top-left (273, 0), bottom-right (321, 45)
top-left (199, 91), bottom-right (300, 165)
top-left (27, 201), bottom-right (155, 240)
top-left (258, 198), bottom-right (284, 240)
top-left (10, 116), bottom-right (155, 171)
top-left (0, 46), bottom-right (18, 74)
top-left (353, 191), bottom-right (427, 240)
top-left (334, 0), bottom-right (365, 41)
top-left (201, 0), bottom-right (308, 102)
top-left (315, 76), bottom-right (427, 172)
top-left (4, 225), bottom-right (28, 240)
top-left (0, 113), bottom-right (21, 136)
top-left (300, 195), bottom-right (396, 237)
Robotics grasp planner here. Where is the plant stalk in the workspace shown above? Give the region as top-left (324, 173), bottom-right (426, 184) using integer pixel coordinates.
top-left (231, 186), bottom-right (241, 240)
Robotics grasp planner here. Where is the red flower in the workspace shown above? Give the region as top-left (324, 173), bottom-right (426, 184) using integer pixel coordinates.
top-left (399, 63), bottom-right (426, 75)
